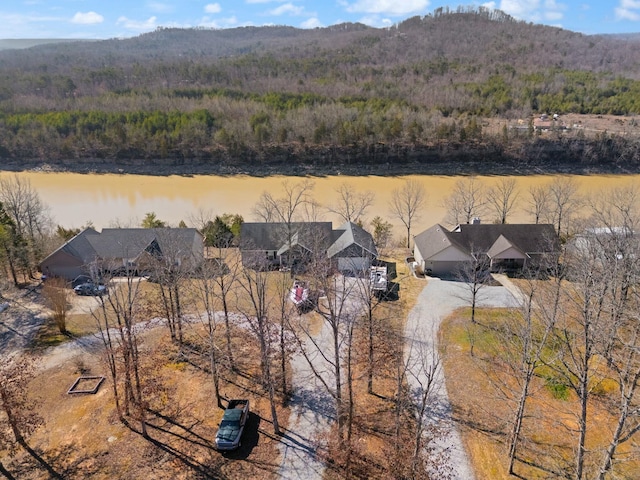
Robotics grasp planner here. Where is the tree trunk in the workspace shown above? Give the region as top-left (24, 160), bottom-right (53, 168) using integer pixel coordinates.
top-left (367, 306), bottom-right (374, 394)
top-left (222, 295), bottom-right (234, 366)
top-left (0, 461), bottom-right (15, 479)
top-left (508, 369), bottom-right (533, 474)
top-left (333, 318), bottom-right (344, 442)
top-left (158, 285), bottom-right (175, 341)
top-left (173, 284), bottom-right (183, 345)
top-left (280, 315), bottom-right (288, 399)
top-left (576, 371), bottom-right (588, 480)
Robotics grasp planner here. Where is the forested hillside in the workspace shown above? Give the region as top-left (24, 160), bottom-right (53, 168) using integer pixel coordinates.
top-left (2, 7), bottom-right (640, 172)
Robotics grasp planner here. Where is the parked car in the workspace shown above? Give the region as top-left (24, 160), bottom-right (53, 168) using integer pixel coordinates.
top-left (215, 399), bottom-right (250, 451)
top-left (74, 283), bottom-right (107, 296)
top-left (72, 275), bottom-right (93, 288)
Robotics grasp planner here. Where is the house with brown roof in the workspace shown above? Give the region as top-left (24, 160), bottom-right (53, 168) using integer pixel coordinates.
top-left (40, 227), bottom-right (204, 280)
top-left (413, 223), bottom-right (560, 276)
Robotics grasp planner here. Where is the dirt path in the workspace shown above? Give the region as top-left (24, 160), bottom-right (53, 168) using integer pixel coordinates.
top-left (405, 276), bottom-right (518, 479)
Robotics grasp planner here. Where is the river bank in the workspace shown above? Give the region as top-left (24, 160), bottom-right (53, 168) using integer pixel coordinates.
top-left (2, 156), bottom-right (640, 178)
top-left (2, 135), bottom-right (640, 177)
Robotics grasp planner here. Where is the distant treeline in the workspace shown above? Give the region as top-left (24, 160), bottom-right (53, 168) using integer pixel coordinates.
top-left (1, 8), bottom-right (640, 168)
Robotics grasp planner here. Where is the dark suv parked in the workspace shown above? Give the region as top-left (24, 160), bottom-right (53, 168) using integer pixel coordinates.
top-left (73, 283), bottom-right (107, 296)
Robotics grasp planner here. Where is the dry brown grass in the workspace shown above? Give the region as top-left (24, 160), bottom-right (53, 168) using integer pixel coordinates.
top-left (4, 323), bottom-right (285, 480)
top-left (5, 248), bottom-right (430, 479)
top-left (441, 306), bottom-right (640, 480)
top-left (318, 249), bottom-right (430, 479)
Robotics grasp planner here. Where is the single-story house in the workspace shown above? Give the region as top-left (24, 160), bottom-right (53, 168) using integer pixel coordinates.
top-left (327, 221), bottom-right (378, 273)
top-left (240, 222), bottom-right (333, 270)
top-left (413, 223), bottom-right (560, 277)
top-left (240, 221), bottom-right (378, 273)
top-left (40, 227), bottom-right (204, 281)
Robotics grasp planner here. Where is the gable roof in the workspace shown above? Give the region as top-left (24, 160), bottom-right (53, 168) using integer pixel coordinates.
top-left (94, 228), bottom-right (201, 259)
top-left (486, 234), bottom-right (526, 258)
top-left (327, 221), bottom-right (377, 258)
top-left (46, 227), bottom-right (101, 264)
top-left (240, 222), bottom-right (333, 252)
top-left (413, 224), bottom-right (466, 260)
top-left (452, 223), bottom-right (559, 255)
top-left (40, 227), bottom-right (202, 267)
top-left (240, 221), bottom-right (377, 261)
top-left (414, 223), bottom-right (559, 260)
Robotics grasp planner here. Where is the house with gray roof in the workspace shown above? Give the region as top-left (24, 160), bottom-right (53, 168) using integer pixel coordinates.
top-left (327, 222), bottom-right (378, 273)
top-left (240, 221), bottom-right (377, 272)
top-left (413, 223), bottom-right (559, 276)
top-left (40, 227), bottom-right (204, 280)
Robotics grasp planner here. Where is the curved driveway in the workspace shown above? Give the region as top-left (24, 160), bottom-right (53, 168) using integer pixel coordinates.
top-left (405, 276), bottom-right (518, 480)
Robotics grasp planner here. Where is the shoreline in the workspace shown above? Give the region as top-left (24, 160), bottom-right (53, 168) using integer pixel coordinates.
top-left (2, 158), bottom-right (640, 177)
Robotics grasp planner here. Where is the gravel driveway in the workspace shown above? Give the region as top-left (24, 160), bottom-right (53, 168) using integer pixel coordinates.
top-left (0, 286), bottom-right (48, 356)
top-left (405, 276), bottom-right (518, 480)
top-left (277, 275), bottom-right (365, 480)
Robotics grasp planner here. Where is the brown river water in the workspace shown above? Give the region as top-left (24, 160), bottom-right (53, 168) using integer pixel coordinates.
top-left (1, 171), bottom-right (638, 240)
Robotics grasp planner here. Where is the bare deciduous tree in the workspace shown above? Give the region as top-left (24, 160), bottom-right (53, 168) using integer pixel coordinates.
top-left (444, 177), bottom-right (486, 226)
top-left (238, 263), bottom-right (281, 435)
top-left (453, 247), bottom-right (492, 324)
top-left (93, 270), bottom-right (149, 437)
top-left (191, 256), bottom-right (226, 408)
top-left (253, 179), bottom-right (316, 270)
top-left (42, 277), bottom-right (69, 334)
top-left (547, 177), bottom-right (581, 237)
top-left (552, 238), bottom-right (610, 479)
top-left (525, 184), bottom-right (551, 224)
top-left (253, 179), bottom-right (315, 224)
top-left (326, 182), bottom-right (375, 224)
top-left (0, 355), bottom-right (60, 479)
top-left (0, 175), bottom-right (51, 278)
top-left (486, 178), bottom-right (519, 224)
top-left (390, 179), bottom-right (426, 248)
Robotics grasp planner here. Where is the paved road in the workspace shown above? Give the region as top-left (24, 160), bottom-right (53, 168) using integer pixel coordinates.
top-left (405, 276), bottom-right (518, 480)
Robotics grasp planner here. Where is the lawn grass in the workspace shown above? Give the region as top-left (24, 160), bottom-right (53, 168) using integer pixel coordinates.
top-left (441, 306), bottom-right (640, 480)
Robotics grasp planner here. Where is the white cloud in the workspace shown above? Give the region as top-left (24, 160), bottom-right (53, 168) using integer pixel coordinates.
top-left (499, 0), bottom-right (540, 18)
top-left (300, 17), bottom-right (323, 28)
top-left (71, 11), bottom-right (104, 25)
top-left (482, 2), bottom-right (498, 9)
top-left (494, 0), bottom-right (566, 23)
top-left (616, 0), bottom-right (640, 21)
top-left (545, 11), bottom-right (563, 21)
top-left (198, 15), bottom-right (239, 28)
top-left (343, 0), bottom-right (429, 16)
top-left (357, 14), bottom-right (393, 27)
top-left (269, 3), bottom-right (304, 16)
top-left (205, 3), bottom-right (222, 14)
top-left (147, 2), bottom-right (173, 13)
top-left (116, 16), bottom-right (158, 31)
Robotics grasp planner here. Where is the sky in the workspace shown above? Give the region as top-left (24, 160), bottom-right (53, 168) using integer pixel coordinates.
top-left (1, 0), bottom-right (640, 40)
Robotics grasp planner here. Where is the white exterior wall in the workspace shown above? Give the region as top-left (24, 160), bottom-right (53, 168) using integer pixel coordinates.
top-left (417, 245), bottom-right (472, 276)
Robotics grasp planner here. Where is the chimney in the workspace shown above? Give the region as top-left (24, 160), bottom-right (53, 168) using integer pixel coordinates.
top-left (472, 217), bottom-right (481, 225)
